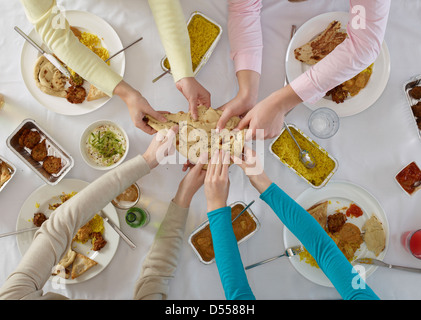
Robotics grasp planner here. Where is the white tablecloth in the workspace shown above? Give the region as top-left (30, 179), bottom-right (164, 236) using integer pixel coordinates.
top-left (1, 0), bottom-right (421, 300)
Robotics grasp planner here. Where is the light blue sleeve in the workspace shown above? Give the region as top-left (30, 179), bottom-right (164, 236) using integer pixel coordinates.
top-left (207, 207), bottom-right (256, 300)
top-left (260, 183), bottom-right (379, 300)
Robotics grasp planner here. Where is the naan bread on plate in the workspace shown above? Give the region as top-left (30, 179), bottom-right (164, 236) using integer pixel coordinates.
top-left (145, 105), bottom-right (245, 169)
top-left (71, 253), bottom-right (98, 279)
top-left (33, 55), bottom-right (67, 98)
top-left (362, 215), bottom-right (386, 256)
top-left (294, 20), bottom-right (347, 65)
top-left (87, 84), bottom-right (108, 101)
top-left (58, 248), bottom-right (77, 269)
top-left (306, 201), bottom-right (328, 230)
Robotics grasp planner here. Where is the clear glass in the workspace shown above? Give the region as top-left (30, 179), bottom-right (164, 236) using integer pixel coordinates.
top-left (308, 107), bottom-right (340, 139)
top-left (401, 229), bottom-right (421, 259)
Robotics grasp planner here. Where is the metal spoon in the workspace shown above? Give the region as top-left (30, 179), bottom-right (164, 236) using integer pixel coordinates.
top-left (283, 122), bottom-right (316, 169)
top-left (152, 69), bottom-right (171, 83)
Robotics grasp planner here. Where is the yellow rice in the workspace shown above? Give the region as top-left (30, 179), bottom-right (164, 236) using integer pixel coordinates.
top-left (271, 127), bottom-right (336, 187)
top-left (164, 14), bottom-right (220, 71)
top-left (79, 32), bottom-right (110, 64)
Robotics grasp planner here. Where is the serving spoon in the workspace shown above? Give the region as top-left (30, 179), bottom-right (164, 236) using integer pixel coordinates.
top-left (283, 122), bottom-right (316, 169)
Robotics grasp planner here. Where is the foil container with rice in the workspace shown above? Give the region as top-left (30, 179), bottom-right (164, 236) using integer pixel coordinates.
top-left (189, 201), bottom-right (260, 264)
top-left (6, 119), bottom-right (74, 185)
top-left (269, 124), bottom-right (338, 188)
top-left (404, 75), bottom-right (421, 140)
top-left (160, 11), bottom-right (222, 77)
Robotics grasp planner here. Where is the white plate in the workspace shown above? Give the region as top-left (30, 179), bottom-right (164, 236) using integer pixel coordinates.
top-left (283, 180), bottom-right (389, 287)
top-left (20, 10), bottom-right (125, 116)
top-left (16, 179), bottom-right (120, 284)
top-left (285, 11), bottom-right (390, 117)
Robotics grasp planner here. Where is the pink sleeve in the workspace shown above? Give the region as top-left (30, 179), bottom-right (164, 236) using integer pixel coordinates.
top-left (290, 0), bottom-right (391, 104)
top-left (228, 0), bottom-right (263, 74)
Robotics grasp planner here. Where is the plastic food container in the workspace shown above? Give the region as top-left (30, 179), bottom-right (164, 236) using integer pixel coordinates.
top-left (395, 161), bottom-right (421, 196)
top-left (0, 155), bottom-right (16, 192)
top-left (269, 124), bottom-right (338, 189)
top-left (6, 119), bottom-right (74, 185)
top-left (403, 75), bottom-right (421, 140)
top-left (188, 201), bottom-right (260, 265)
top-left (160, 11), bottom-right (222, 77)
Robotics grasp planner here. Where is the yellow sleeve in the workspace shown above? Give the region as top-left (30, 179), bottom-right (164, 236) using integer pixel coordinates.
top-left (19, 0), bottom-right (122, 97)
top-left (148, 0), bottom-right (194, 82)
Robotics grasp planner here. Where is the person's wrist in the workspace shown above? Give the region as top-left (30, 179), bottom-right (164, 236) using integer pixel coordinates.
top-left (207, 199), bottom-right (227, 212)
top-left (249, 173), bottom-right (272, 194)
top-left (173, 188), bottom-right (192, 208)
top-left (142, 152), bottom-right (156, 170)
top-left (272, 85), bottom-right (302, 114)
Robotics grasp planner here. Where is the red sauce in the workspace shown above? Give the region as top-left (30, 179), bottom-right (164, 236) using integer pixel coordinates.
top-left (396, 162), bottom-right (421, 195)
top-left (346, 203), bottom-right (363, 218)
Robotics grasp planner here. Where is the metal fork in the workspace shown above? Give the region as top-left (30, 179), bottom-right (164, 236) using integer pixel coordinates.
top-left (245, 245), bottom-right (303, 270)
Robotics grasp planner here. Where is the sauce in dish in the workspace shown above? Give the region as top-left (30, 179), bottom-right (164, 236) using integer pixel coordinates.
top-left (86, 124), bottom-right (126, 167)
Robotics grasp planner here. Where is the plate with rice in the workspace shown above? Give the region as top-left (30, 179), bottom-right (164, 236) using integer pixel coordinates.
top-left (283, 180), bottom-right (389, 288)
top-left (285, 11), bottom-right (390, 117)
top-left (20, 10), bottom-right (125, 116)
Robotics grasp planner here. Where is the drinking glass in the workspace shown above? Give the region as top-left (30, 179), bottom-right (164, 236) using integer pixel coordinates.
top-left (308, 107), bottom-right (339, 139)
top-left (401, 229), bottom-right (421, 259)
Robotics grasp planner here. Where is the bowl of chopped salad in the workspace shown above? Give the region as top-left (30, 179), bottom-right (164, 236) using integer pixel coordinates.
top-left (80, 120), bottom-right (129, 170)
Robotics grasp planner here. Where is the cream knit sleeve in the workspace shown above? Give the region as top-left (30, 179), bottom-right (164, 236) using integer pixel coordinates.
top-left (148, 0), bottom-right (194, 82)
top-left (133, 201), bottom-right (189, 300)
top-left (0, 155), bottom-right (150, 300)
top-left (19, 0), bottom-right (122, 97)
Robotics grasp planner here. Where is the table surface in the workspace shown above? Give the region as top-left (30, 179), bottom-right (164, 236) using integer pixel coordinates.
top-left (1, 0), bottom-right (421, 300)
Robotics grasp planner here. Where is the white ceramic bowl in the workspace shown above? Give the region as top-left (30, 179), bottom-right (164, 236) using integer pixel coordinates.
top-left (80, 120), bottom-right (129, 170)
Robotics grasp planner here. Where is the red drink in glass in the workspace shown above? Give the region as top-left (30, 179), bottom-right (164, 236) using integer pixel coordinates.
top-left (401, 229), bottom-right (421, 259)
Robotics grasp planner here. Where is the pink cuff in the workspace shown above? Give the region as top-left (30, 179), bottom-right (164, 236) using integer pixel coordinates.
top-left (233, 49), bottom-right (262, 74)
top-left (289, 72), bottom-right (325, 104)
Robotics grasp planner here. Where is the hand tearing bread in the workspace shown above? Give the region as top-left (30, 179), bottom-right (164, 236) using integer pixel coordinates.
top-left (145, 105), bottom-right (246, 169)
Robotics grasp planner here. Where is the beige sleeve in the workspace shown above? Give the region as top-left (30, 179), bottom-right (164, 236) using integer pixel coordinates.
top-left (19, 0), bottom-right (122, 96)
top-left (148, 0), bottom-right (194, 82)
top-left (0, 155), bottom-right (150, 300)
top-left (133, 201), bottom-right (189, 300)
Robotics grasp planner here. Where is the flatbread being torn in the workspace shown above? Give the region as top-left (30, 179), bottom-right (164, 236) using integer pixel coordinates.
top-left (294, 20), bottom-right (347, 65)
top-left (145, 105), bottom-right (245, 169)
top-left (362, 215), bottom-right (386, 256)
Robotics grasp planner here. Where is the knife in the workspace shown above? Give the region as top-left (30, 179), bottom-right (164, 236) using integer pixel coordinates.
top-left (99, 211), bottom-right (136, 250)
top-left (355, 258), bottom-right (421, 274)
top-left (14, 26), bottom-right (71, 78)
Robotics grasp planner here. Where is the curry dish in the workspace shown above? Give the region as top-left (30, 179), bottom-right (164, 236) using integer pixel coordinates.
top-left (191, 204), bottom-right (257, 263)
